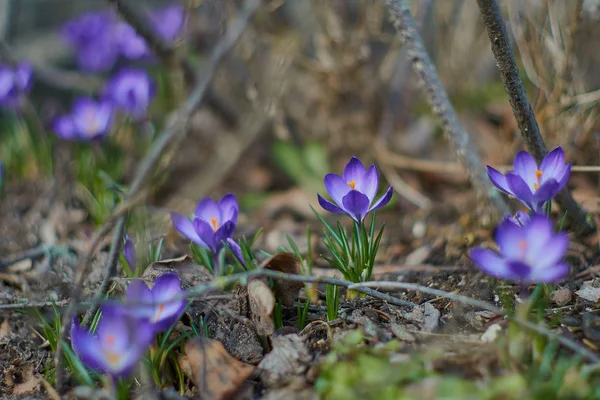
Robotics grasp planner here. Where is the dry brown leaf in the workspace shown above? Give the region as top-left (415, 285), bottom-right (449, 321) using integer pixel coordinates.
top-left (261, 252), bottom-right (303, 306)
top-left (181, 338), bottom-right (255, 400)
top-left (12, 364), bottom-right (40, 395)
top-left (248, 279), bottom-right (275, 336)
top-left (256, 334), bottom-right (311, 386)
top-left (0, 319), bottom-right (12, 339)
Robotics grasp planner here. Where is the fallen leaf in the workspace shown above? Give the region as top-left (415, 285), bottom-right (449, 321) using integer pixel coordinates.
top-left (550, 287), bottom-right (572, 306)
top-left (261, 252), bottom-right (303, 306)
top-left (180, 338), bottom-right (255, 400)
top-left (256, 334), bottom-right (310, 386)
top-left (248, 279), bottom-right (275, 336)
top-left (12, 364), bottom-right (40, 395)
top-left (576, 281), bottom-right (600, 302)
top-left (422, 303), bottom-right (440, 333)
top-left (0, 319), bottom-right (12, 339)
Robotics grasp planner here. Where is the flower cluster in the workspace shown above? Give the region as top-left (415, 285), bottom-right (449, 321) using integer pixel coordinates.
top-left (62, 5), bottom-right (184, 72)
top-left (470, 147), bottom-right (571, 285)
top-left (0, 62), bottom-right (32, 108)
top-left (71, 272), bottom-right (186, 377)
top-left (171, 193), bottom-right (244, 274)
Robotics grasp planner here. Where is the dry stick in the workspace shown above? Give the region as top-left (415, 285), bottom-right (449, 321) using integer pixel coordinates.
top-left (384, 0), bottom-right (510, 218)
top-left (348, 281), bottom-right (600, 363)
top-left (475, 0), bottom-right (594, 236)
top-left (53, 0), bottom-right (263, 390)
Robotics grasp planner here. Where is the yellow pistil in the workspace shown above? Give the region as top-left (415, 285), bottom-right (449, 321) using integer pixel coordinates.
top-left (106, 352), bottom-right (120, 367)
top-left (533, 170), bottom-right (543, 191)
top-left (347, 180), bottom-right (356, 190)
top-left (153, 304), bottom-right (165, 322)
top-left (209, 217), bottom-right (220, 232)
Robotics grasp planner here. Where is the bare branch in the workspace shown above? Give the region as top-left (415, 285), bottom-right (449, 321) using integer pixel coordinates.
top-left (384, 0), bottom-right (510, 218)
top-left (475, 0), bottom-right (594, 236)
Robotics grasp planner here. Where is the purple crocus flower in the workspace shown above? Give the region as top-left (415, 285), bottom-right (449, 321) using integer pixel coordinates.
top-left (469, 214), bottom-right (569, 284)
top-left (150, 5), bottom-right (185, 43)
top-left (486, 147), bottom-right (571, 212)
top-left (62, 11), bottom-right (119, 72)
top-left (103, 68), bottom-right (155, 119)
top-left (318, 157), bottom-right (393, 223)
top-left (123, 235), bottom-right (137, 270)
top-left (53, 98), bottom-right (114, 141)
top-left (0, 62), bottom-right (32, 107)
top-left (70, 304), bottom-right (154, 378)
top-left (115, 22), bottom-right (149, 60)
top-left (124, 273), bottom-right (187, 333)
top-left (170, 193), bottom-right (239, 255)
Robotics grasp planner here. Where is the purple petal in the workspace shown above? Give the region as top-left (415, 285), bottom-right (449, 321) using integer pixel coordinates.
top-left (528, 262), bottom-right (569, 284)
top-left (342, 157), bottom-right (367, 186)
top-left (506, 211), bottom-right (530, 226)
top-left (469, 247), bottom-right (510, 278)
top-left (324, 173), bottom-right (351, 207)
top-left (341, 190), bottom-right (370, 222)
top-left (53, 116), bottom-right (77, 140)
top-left (368, 186), bottom-right (393, 213)
top-left (70, 319), bottom-right (105, 372)
top-left (14, 62), bottom-right (32, 91)
top-left (513, 151), bottom-right (538, 190)
top-left (194, 218), bottom-right (216, 250)
top-left (218, 193), bottom-right (239, 224)
top-left (486, 166), bottom-right (512, 194)
top-left (226, 238), bottom-right (245, 266)
top-left (170, 212), bottom-right (204, 246)
top-left (555, 163), bottom-right (571, 190)
top-left (506, 173), bottom-right (533, 207)
top-left (533, 179), bottom-right (559, 205)
top-left (151, 5), bottom-right (185, 42)
top-left (150, 273), bottom-right (186, 332)
top-left (506, 260), bottom-right (532, 281)
top-left (523, 214), bottom-right (554, 260)
top-left (213, 221), bottom-right (237, 252)
top-left (195, 198), bottom-right (220, 224)
top-left (532, 232), bottom-right (568, 270)
top-left (359, 165), bottom-right (379, 203)
top-left (495, 219), bottom-right (527, 259)
top-left (539, 147), bottom-right (565, 179)
top-left (125, 279), bottom-right (154, 320)
top-left (123, 235), bottom-right (137, 269)
top-left (318, 194), bottom-right (347, 215)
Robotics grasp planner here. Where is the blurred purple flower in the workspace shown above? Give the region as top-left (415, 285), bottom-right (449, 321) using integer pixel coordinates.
top-left (0, 62), bottom-right (32, 108)
top-left (487, 147), bottom-right (571, 212)
top-left (70, 304), bottom-right (154, 378)
top-left (150, 5), bottom-right (185, 43)
top-left (506, 211), bottom-right (530, 227)
top-left (123, 235), bottom-right (137, 270)
top-left (53, 98), bottom-right (114, 141)
top-left (318, 157), bottom-right (393, 223)
top-left (62, 11), bottom-right (119, 72)
top-left (170, 193), bottom-right (238, 255)
top-left (124, 273), bottom-right (187, 333)
top-left (114, 22), bottom-right (149, 60)
top-left (469, 214), bottom-right (569, 284)
top-left (103, 68), bottom-right (155, 119)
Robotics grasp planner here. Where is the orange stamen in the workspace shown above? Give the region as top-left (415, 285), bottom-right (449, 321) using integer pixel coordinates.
top-left (106, 335), bottom-right (115, 345)
top-left (347, 180), bottom-right (356, 190)
top-left (106, 352), bottom-right (120, 366)
top-left (154, 304), bottom-right (165, 322)
top-left (534, 170), bottom-right (543, 191)
top-left (209, 217), bottom-right (220, 232)
top-left (519, 240), bottom-right (527, 250)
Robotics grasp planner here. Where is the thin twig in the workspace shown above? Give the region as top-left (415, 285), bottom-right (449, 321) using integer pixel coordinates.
top-left (475, 0), bottom-right (594, 236)
top-left (0, 299), bottom-right (70, 310)
top-left (53, 0), bottom-right (263, 390)
top-left (349, 281), bottom-right (600, 363)
top-left (383, 0), bottom-right (510, 218)
top-left (0, 245), bottom-right (52, 269)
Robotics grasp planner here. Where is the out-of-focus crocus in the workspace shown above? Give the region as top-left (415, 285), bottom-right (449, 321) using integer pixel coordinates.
top-left (115, 22), bottom-right (149, 60)
top-left (318, 157), bottom-right (393, 223)
top-left (150, 5), bottom-right (185, 43)
top-left (70, 304), bottom-right (154, 378)
top-left (53, 98), bottom-right (114, 141)
top-left (123, 235), bottom-right (137, 270)
top-left (469, 214), bottom-right (569, 284)
top-left (506, 210), bottom-right (530, 227)
top-left (103, 68), bottom-right (155, 119)
top-left (486, 147), bottom-right (571, 212)
top-left (0, 62), bottom-right (32, 107)
top-left (124, 273), bottom-right (187, 333)
top-left (170, 193), bottom-right (238, 255)
top-left (62, 11), bottom-right (119, 72)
